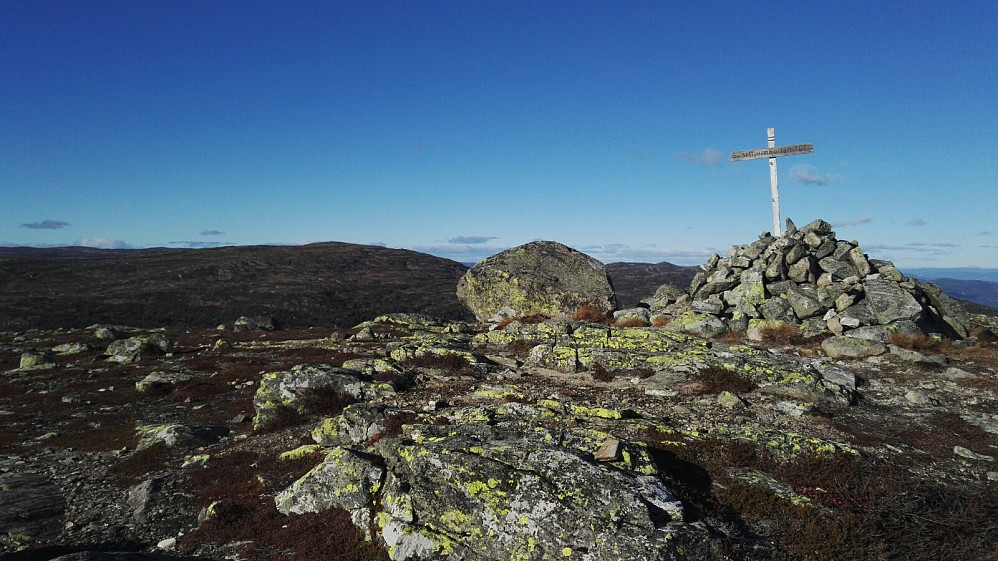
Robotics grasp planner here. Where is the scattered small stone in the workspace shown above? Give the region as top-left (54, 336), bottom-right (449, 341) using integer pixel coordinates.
top-left (941, 367), bottom-right (977, 380)
top-left (774, 400), bottom-right (815, 417)
top-left (594, 437), bottom-right (621, 461)
top-left (904, 389), bottom-right (939, 406)
top-left (717, 391), bottom-right (747, 410)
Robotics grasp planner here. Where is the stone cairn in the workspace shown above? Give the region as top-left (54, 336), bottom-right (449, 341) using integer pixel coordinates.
top-left (646, 218), bottom-right (973, 340)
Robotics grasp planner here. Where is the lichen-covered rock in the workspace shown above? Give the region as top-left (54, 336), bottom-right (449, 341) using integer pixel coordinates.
top-left (277, 403), bottom-right (715, 560)
top-left (640, 283), bottom-right (686, 313)
top-left (51, 342), bottom-right (93, 355)
top-left (919, 282), bottom-right (973, 338)
top-left (134, 423), bottom-right (228, 451)
top-left (663, 311), bottom-right (729, 338)
top-left (275, 446), bottom-right (385, 532)
top-left (480, 318), bottom-right (852, 403)
top-left (19, 351), bottom-right (53, 370)
top-left (862, 278), bottom-right (923, 324)
top-left (232, 315), bottom-right (281, 332)
top-left (252, 364), bottom-right (396, 428)
top-left (456, 241), bottom-right (617, 322)
top-left (820, 335), bottom-right (887, 359)
top-left (104, 334), bottom-right (173, 363)
top-left (613, 307), bottom-right (652, 325)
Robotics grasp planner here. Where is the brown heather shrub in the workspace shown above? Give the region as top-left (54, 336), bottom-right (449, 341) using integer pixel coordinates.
top-left (0, 429), bottom-right (22, 453)
top-left (612, 317), bottom-right (650, 328)
top-left (643, 429), bottom-right (998, 561)
top-left (760, 323), bottom-right (808, 345)
top-left (256, 387), bottom-right (356, 432)
top-left (366, 411), bottom-right (448, 447)
top-left (110, 441), bottom-right (172, 484)
top-left (895, 412), bottom-right (995, 458)
top-left (718, 330), bottom-right (746, 343)
top-left (496, 312), bottom-right (549, 329)
top-left (651, 315), bottom-right (671, 327)
top-left (572, 304), bottom-right (609, 323)
top-left (46, 412), bottom-right (139, 451)
top-left (889, 332), bottom-right (942, 352)
top-left (403, 352), bottom-right (471, 371)
top-left (505, 339), bottom-right (543, 357)
top-left (692, 365), bottom-right (757, 395)
top-left (591, 363), bottom-right (655, 383)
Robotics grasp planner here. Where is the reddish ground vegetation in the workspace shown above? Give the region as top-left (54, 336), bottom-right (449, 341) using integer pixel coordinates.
top-left (691, 365), bottom-right (757, 395)
top-left (572, 305), bottom-right (609, 323)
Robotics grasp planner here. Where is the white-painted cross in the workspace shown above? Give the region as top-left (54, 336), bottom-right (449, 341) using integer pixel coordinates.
top-left (731, 128), bottom-right (813, 235)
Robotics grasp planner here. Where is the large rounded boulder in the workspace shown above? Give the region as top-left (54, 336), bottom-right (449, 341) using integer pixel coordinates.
top-left (456, 241), bottom-right (617, 322)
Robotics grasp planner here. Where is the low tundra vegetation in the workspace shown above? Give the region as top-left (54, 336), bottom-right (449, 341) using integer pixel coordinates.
top-left (645, 433), bottom-right (998, 561)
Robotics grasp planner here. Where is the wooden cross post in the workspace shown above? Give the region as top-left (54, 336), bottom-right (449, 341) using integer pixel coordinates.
top-left (731, 128), bottom-right (813, 235)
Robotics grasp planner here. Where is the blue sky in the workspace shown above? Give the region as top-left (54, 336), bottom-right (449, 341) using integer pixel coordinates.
top-left (3, 1), bottom-right (996, 270)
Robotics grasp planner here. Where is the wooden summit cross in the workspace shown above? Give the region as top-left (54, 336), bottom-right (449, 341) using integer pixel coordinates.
top-left (731, 127), bottom-right (813, 235)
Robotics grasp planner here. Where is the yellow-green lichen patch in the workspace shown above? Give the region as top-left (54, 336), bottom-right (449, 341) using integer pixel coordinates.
top-left (181, 454), bottom-right (210, 468)
top-left (473, 387), bottom-right (527, 402)
top-left (279, 444), bottom-right (323, 461)
top-left (568, 405), bottom-right (631, 420)
top-left (712, 425), bottom-right (858, 460)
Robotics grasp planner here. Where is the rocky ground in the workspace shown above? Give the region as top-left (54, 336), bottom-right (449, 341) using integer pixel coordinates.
top-left (3, 311), bottom-right (998, 560)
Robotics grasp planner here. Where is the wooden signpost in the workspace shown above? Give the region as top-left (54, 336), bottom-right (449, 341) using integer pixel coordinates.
top-left (731, 128), bottom-right (813, 235)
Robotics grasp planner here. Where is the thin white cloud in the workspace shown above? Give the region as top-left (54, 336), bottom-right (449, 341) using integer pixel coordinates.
top-left (169, 241), bottom-right (230, 248)
top-left (76, 237), bottom-right (132, 249)
top-left (448, 236), bottom-right (498, 245)
top-left (831, 217), bottom-right (872, 227)
top-left (578, 244), bottom-right (714, 265)
top-left (21, 220), bottom-right (69, 230)
top-left (675, 148), bottom-right (724, 167)
top-left (408, 243), bottom-right (508, 264)
top-left (790, 164), bottom-right (837, 186)
top-left (865, 242), bottom-right (959, 254)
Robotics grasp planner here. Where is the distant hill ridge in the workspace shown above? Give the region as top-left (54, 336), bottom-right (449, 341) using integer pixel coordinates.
top-left (1, 244), bottom-right (994, 332)
top-left (0, 242), bottom-right (473, 331)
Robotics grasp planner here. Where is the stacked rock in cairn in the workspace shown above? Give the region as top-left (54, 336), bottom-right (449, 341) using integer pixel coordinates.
top-left (647, 218), bottom-right (972, 340)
